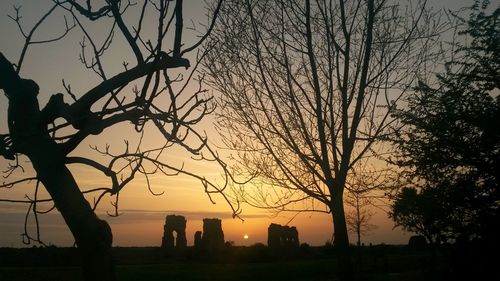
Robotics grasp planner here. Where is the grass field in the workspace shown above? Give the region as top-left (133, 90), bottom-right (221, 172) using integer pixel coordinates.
top-left (0, 258), bottom-right (436, 281)
top-left (0, 246), bottom-right (442, 281)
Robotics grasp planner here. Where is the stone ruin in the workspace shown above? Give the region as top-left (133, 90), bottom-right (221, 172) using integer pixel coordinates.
top-left (408, 235), bottom-right (427, 250)
top-left (194, 231), bottom-right (203, 249)
top-left (161, 215), bottom-right (187, 250)
top-left (267, 223), bottom-right (299, 250)
top-left (194, 218), bottom-right (225, 252)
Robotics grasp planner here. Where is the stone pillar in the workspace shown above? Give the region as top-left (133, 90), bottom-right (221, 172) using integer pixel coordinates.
top-left (194, 231), bottom-right (203, 249)
top-left (202, 218), bottom-right (224, 252)
top-left (268, 223), bottom-right (282, 250)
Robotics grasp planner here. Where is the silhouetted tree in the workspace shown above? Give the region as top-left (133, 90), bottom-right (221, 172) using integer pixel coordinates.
top-left (390, 187), bottom-right (449, 247)
top-left (346, 190), bottom-right (377, 248)
top-left (390, 0), bottom-right (499, 251)
top-left (391, 6), bottom-right (500, 277)
top-left (345, 161), bottom-right (382, 247)
top-left (203, 0), bottom-right (444, 277)
top-left (0, 1), bottom-right (235, 280)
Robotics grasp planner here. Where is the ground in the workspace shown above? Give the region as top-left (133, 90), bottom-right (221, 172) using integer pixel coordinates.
top-left (0, 245), bottom-right (445, 281)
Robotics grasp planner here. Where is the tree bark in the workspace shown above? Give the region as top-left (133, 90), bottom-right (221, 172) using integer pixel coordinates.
top-left (29, 140), bottom-right (116, 281)
top-left (331, 191), bottom-right (353, 280)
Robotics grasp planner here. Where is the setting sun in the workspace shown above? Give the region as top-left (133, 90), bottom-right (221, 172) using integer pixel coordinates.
top-left (243, 234), bottom-right (249, 240)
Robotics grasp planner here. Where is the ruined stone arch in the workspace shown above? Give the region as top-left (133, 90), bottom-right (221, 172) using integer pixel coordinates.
top-left (161, 215), bottom-right (187, 250)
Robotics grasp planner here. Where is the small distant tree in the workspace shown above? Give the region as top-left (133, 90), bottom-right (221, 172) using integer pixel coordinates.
top-left (345, 162), bottom-right (382, 247)
top-left (346, 191), bottom-right (377, 247)
top-left (0, 1), bottom-right (235, 280)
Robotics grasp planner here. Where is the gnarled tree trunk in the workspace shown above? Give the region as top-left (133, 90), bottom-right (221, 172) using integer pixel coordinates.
top-left (30, 143), bottom-right (115, 281)
top-left (1, 54), bottom-right (115, 281)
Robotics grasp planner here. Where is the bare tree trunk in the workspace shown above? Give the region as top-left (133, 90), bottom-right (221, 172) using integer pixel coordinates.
top-left (331, 192), bottom-right (353, 280)
top-left (28, 139), bottom-right (115, 281)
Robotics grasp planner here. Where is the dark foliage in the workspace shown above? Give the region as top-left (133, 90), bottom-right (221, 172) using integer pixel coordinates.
top-left (391, 0), bottom-right (499, 243)
top-left (390, 1), bottom-right (499, 278)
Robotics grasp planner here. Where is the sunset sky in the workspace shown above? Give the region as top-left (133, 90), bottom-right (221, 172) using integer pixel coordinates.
top-left (0, 0), bottom-right (477, 248)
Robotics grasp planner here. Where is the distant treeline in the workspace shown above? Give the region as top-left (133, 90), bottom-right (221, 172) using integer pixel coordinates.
top-left (0, 244), bottom-right (416, 267)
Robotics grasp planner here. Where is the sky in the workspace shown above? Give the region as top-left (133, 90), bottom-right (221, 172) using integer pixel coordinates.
top-left (0, 0), bottom-right (482, 248)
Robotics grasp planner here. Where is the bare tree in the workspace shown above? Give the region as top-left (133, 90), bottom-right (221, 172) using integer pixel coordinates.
top-left (203, 0), bottom-right (444, 275)
top-left (345, 190), bottom-right (377, 247)
top-left (344, 162), bottom-right (384, 247)
top-left (0, 0), bottom-right (235, 280)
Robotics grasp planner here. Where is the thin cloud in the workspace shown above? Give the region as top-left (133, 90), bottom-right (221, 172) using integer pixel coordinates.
top-left (110, 209), bottom-right (268, 220)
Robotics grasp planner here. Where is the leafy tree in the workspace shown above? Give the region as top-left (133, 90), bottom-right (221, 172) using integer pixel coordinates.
top-left (0, 1), bottom-right (233, 280)
top-left (390, 1), bottom-right (500, 245)
top-left (203, 0), bottom-right (443, 276)
top-left (390, 186), bottom-right (450, 246)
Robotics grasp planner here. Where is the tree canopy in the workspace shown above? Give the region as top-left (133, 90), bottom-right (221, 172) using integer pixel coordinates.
top-left (203, 0), bottom-right (443, 277)
top-left (390, 1), bottom-right (500, 244)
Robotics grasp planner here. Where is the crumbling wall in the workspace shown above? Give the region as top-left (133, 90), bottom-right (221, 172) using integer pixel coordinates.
top-left (161, 215), bottom-right (187, 250)
top-left (267, 223), bottom-right (299, 250)
top-left (268, 223), bottom-right (283, 249)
